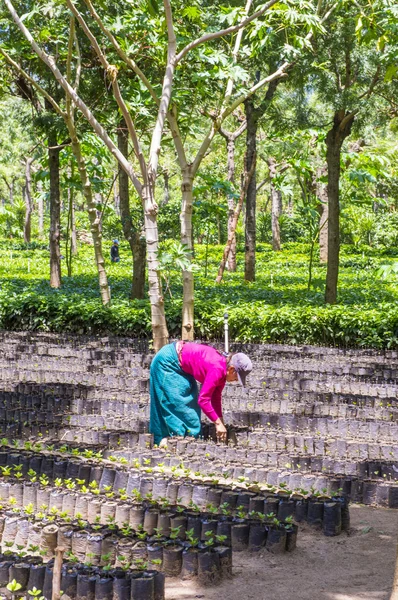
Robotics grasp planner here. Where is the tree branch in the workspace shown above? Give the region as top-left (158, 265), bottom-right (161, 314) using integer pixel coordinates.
top-left (0, 48), bottom-right (65, 117)
top-left (191, 65), bottom-right (287, 176)
top-left (357, 65), bottom-right (381, 100)
top-left (256, 177), bottom-right (268, 193)
top-left (191, 1), bottom-right (338, 177)
top-left (167, 105), bottom-right (188, 169)
top-left (73, 21), bottom-right (82, 91)
top-left (4, 0), bottom-right (143, 195)
top-left (339, 109), bottom-right (358, 132)
top-left (81, 0), bottom-right (160, 106)
top-left (220, 116), bottom-right (248, 141)
top-left (148, 0), bottom-right (177, 182)
top-left (66, 16), bottom-right (75, 121)
top-left (224, 0), bottom-right (253, 104)
top-left (66, 0), bottom-right (147, 183)
top-left (176, 0), bottom-right (279, 64)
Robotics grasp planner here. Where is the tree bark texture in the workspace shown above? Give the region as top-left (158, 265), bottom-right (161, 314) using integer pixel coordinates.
top-left (268, 157), bottom-right (281, 251)
top-left (226, 137), bottom-right (237, 271)
top-left (23, 157), bottom-right (33, 244)
top-left (48, 130), bottom-right (61, 288)
top-left (117, 121), bottom-right (146, 300)
top-left (325, 110), bottom-right (355, 304)
top-left (180, 167), bottom-right (194, 340)
top-left (244, 98), bottom-right (257, 281)
top-left (142, 183), bottom-right (169, 350)
top-left (71, 197), bottom-right (77, 255)
top-left (95, 192), bottom-right (103, 234)
top-left (316, 165), bottom-right (328, 264)
top-left (163, 171), bottom-right (170, 205)
top-left (113, 171), bottom-right (120, 216)
top-left (37, 181), bottom-right (44, 237)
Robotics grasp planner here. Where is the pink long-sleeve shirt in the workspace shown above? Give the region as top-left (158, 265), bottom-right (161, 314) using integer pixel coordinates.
top-left (180, 343), bottom-right (227, 422)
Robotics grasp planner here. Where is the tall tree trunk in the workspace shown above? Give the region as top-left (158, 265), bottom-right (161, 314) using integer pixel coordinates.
top-left (113, 170), bottom-right (120, 216)
top-left (48, 129), bottom-right (61, 288)
top-left (221, 122), bottom-right (247, 272)
top-left (23, 157), bottom-right (34, 244)
top-left (325, 110), bottom-right (355, 304)
top-left (37, 181), bottom-right (44, 238)
top-left (268, 157), bottom-right (281, 251)
top-left (8, 178), bottom-right (15, 205)
top-left (216, 155), bottom-right (256, 283)
top-left (226, 137), bottom-right (237, 271)
top-left (117, 119), bottom-right (146, 300)
top-left (181, 167), bottom-right (194, 340)
top-left (71, 195), bottom-right (77, 255)
top-left (66, 180), bottom-right (73, 277)
top-left (142, 182), bottom-right (168, 350)
top-left (163, 171), bottom-right (170, 205)
top-left (65, 162), bottom-right (77, 275)
top-left (95, 192), bottom-right (103, 234)
top-left (67, 123), bottom-right (110, 304)
top-left (316, 166), bottom-right (329, 264)
top-left (244, 98), bottom-right (257, 282)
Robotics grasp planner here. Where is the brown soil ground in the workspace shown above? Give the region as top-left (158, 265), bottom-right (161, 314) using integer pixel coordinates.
top-left (166, 505), bottom-right (398, 600)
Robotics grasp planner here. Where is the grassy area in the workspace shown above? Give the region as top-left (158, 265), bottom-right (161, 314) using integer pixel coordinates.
top-left (0, 239), bottom-right (398, 347)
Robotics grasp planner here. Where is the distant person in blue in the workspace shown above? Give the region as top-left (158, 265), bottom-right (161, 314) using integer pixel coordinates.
top-left (110, 240), bottom-right (120, 263)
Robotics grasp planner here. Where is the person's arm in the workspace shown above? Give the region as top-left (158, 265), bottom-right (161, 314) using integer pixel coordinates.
top-left (211, 383), bottom-right (223, 420)
top-left (197, 373), bottom-right (220, 422)
top-left (198, 371), bottom-right (227, 441)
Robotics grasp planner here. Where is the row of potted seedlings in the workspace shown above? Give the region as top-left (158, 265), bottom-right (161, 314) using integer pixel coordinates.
top-left (4, 353), bottom-right (396, 389)
top-left (222, 414), bottom-right (398, 442)
top-left (0, 445), bottom-right (346, 538)
top-left (3, 437), bottom-right (395, 513)
top-left (161, 428), bottom-right (398, 468)
top-left (98, 443), bottom-right (397, 508)
top-left (0, 554), bottom-right (165, 599)
top-left (0, 472), bottom-right (300, 555)
top-left (47, 425), bottom-right (397, 492)
top-left (5, 338), bottom-right (397, 377)
top-left (0, 506), bottom-right (227, 592)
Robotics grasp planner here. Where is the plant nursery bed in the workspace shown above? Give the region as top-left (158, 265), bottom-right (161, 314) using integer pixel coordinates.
top-left (165, 505), bottom-right (398, 600)
top-left (0, 332), bottom-right (397, 598)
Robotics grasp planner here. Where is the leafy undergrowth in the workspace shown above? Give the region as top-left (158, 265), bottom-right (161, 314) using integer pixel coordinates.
top-left (0, 239), bottom-right (398, 348)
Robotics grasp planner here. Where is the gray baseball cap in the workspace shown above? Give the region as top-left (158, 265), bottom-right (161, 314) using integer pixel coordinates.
top-left (230, 352), bottom-right (252, 388)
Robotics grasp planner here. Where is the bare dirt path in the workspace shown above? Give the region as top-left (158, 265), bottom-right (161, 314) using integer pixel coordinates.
top-left (166, 505), bottom-right (398, 600)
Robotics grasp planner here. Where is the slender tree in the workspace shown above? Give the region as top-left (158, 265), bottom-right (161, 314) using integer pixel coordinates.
top-left (47, 123), bottom-right (62, 288)
top-left (220, 118), bottom-right (246, 271)
top-left (307, 2), bottom-right (393, 303)
top-left (117, 118), bottom-right (146, 300)
top-left (316, 165), bottom-right (328, 263)
top-left (23, 156), bottom-right (33, 243)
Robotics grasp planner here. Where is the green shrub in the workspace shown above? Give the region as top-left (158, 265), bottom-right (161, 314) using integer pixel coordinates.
top-left (1, 238), bottom-right (398, 348)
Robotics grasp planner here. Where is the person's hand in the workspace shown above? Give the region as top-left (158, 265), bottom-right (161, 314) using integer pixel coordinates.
top-left (215, 419), bottom-right (227, 443)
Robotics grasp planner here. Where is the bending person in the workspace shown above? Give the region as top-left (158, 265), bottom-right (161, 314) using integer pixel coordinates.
top-left (149, 341), bottom-right (252, 446)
